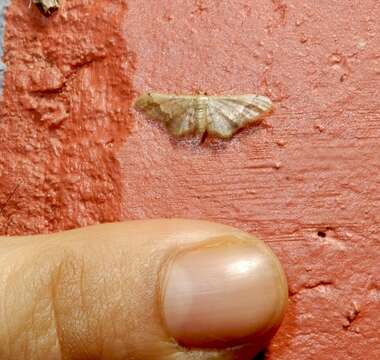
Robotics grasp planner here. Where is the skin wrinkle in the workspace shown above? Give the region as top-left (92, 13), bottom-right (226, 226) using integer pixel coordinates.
top-left (1, 245), bottom-right (51, 358)
top-left (65, 244), bottom-right (127, 359)
top-left (30, 291), bottom-right (40, 358)
top-left (0, 270), bottom-right (11, 358)
top-left (96, 248), bottom-right (122, 359)
top-left (96, 254), bottom-right (109, 360)
top-left (4, 257), bottom-right (29, 355)
top-left (79, 256), bottom-right (87, 315)
top-left (30, 247), bottom-right (67, 359)
top-left (0, 247), bottom-right (14, 356)
top-left (50, 261), bottom-right (64, 360)
top-left (9, 242), bottom-right (80, 359)
top-left (60, 252), bottom-right (94, 359)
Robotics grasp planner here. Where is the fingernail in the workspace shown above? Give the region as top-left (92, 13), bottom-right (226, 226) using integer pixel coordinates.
top-left (160, 236), bottom-right (288, 348)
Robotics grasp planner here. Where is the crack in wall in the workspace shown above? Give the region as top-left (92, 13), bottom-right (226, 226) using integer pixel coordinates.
top-left (290, 280), bottom-right (334, 297)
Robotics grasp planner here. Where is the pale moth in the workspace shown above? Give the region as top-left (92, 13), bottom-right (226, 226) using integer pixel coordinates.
top-left (33, 0), bottom-right (60, 15)
top-left (134, 93), bottom-right (273, 139)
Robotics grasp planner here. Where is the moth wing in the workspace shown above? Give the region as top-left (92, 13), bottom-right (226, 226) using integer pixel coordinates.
top-left (135, 93), bottom-right (197, 136)
top-left (206, 95), bottom-right (272, 138)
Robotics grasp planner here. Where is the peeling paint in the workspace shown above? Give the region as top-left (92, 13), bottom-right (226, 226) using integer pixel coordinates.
top-left (0, 0), bottom-right (10, 94)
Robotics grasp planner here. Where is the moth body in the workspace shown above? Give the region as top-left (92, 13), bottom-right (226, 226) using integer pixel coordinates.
top-left (195, 96), bottom-right (208, 134)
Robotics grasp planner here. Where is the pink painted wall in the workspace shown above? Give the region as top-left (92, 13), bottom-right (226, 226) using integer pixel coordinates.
top-left (0, 1), bottom-right (379, 358)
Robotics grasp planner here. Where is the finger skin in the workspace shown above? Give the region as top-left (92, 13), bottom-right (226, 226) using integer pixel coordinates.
top-left (0, 219), bottom-right (288, 360)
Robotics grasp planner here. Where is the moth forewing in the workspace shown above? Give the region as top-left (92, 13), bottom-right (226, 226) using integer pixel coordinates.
top-left (168, 106), bottom-right (197, 136)
top-left (135, 93), bottom-right (198, 136)
top-left (206, 95), bottom-right (273, 137)
top-left (134, 93), bottom-right (273, 139)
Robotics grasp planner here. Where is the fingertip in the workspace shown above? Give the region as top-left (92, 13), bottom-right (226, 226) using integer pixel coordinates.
top-left (159, 234), bottom-right (288, 352)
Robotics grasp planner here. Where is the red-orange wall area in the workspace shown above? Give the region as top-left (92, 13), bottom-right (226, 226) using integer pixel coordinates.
top-left (0, 1), bottom-right (379, 359)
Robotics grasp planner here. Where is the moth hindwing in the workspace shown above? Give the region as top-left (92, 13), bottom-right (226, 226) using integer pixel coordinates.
top-left (134, 93), bottom-right (273, 139)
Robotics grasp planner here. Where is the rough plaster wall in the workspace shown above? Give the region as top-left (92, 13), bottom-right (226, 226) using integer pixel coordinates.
top-left (0, 1), bottom-right (379, 359)
top-left (0, 0), bottom-right (134, 233)
top-left (0, 0), bottom-right (10, 93)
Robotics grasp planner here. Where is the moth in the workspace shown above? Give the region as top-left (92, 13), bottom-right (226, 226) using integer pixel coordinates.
top-left (134, 93), bottom-right (273, 139)
top-left (33, 0), bottom-right (60, 16)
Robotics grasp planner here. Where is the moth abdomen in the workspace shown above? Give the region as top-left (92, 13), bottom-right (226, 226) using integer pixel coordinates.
top-left (195, 96), bottom-right (208, 134)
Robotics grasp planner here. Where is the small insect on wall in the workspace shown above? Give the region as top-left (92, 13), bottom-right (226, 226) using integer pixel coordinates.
top-left (135, 93), bottom-right (273, 139)
top-left (33, 0), bottom-right (60, 16)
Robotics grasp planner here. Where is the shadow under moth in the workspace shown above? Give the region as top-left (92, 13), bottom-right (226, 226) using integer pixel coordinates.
top-left (135, 93), bottom-right (273, 139)
top-left (33, 0), bottom-right (60, 16)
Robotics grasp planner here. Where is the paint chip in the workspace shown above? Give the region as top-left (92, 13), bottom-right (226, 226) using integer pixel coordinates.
top-left (356, 40), bottom-right (367, 50)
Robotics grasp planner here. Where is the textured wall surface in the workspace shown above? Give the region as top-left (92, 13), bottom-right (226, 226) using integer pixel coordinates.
top-left (0, 1), bottom-right (379, 359)
top-left (0, 0), bottom-right (10, 92)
